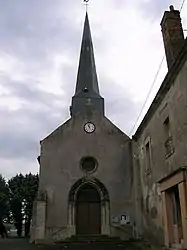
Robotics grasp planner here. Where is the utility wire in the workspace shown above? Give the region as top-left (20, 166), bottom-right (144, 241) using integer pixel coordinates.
top-left (129, 0), bottom-right (186, 137)
top-left (180, 0), bottom-right (186, 12)
top-left (129, 56), bottom-right (165, 136)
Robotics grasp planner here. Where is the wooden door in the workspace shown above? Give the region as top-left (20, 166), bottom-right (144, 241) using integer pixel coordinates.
top-left (89, 202), bottom-right (101, 234)
top-left (76, 184), bottom-right (101, 235)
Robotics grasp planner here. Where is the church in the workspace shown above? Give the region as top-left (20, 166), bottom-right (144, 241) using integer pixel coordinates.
top-left (31, 5), bottom-right (187, 250)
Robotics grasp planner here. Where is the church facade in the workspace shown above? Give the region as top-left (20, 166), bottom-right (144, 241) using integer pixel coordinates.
top-left (31, 6), bottom-right (187, 250)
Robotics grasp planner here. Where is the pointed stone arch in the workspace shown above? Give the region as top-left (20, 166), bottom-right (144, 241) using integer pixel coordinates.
top-left (68, 177), bottom-right (110, 236)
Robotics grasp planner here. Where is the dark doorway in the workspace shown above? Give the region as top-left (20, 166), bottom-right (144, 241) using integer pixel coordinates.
top-left (76, 184), bottom-right (101, 235)
top-left (167, 185), bottom-right (183, 244)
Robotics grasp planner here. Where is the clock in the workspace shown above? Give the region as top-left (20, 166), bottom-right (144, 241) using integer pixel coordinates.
top-left (84, 122), bottom-right (95, 133)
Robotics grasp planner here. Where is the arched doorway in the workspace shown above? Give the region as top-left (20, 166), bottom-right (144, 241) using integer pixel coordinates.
top-left (68, 177), bottom-right (110, 236)
top-left (76, 184), bottom-right (101, 235)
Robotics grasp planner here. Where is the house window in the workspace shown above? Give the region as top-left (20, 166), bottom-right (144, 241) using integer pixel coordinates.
top-left (145, 139), bottom-right (152, 173)
top-left (164, 117), bottom-right (174, 158)
top-left (164, 117), bottom-right (170, 138)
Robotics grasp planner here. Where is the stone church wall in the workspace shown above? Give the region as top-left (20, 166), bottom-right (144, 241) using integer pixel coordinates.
top-left (38, 113), bottom-right (134, 241)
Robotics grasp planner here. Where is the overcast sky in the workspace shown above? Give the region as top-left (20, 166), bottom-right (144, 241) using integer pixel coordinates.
top-left (0, 0), bottom-right (187, 179)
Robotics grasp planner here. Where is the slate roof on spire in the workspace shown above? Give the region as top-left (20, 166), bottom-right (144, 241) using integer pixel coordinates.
top-left (70, 12), bottom-right (104, 116)
top-left (74, 12), bottom-right (100, 97)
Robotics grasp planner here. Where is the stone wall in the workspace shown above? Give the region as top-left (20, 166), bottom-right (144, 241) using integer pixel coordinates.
top-left (133, 57), bottom-right (187, 243)
top-left (37, 112), bottom-right (134, 241)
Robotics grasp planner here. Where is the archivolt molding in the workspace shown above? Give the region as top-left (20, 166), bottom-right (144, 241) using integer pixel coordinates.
top-left (68, 177), bottom-right (109, 202)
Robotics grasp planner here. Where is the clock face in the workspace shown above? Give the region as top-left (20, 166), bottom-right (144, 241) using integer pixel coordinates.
top-left (84, 122), bottom-right (95, 133)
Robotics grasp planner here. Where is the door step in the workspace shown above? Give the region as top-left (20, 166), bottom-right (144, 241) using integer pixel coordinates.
top-left (54, 239), bottom-right (165, 250)
top-left (67, 234), bottom-right (121, 242)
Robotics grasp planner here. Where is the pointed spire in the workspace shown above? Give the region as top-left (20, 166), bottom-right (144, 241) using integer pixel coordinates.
top-left (75, 12), bottom-right (100, 96)
top-left (70, 12), bottom-right (104, 117)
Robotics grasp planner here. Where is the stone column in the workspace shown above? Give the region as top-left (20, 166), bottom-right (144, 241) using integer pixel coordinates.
top-left (162, 191), bottom-right (169, 247)
top-left (178, 182), bottom-right (187, 249)
top-left (101, 201), bottom-right (110, 235)
top-left (35, 200), bottom-right (46, 240)
top-left (68, 201), bottom-right (75, 236)
top-left (30, 201), bottom-right (37, 243)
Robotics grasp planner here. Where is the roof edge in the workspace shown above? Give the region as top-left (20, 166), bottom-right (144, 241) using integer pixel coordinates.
top-left (133, 38), bottom-right (187, 141)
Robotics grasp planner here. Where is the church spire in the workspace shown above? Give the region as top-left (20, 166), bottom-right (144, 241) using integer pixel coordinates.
top-left (70, 12), bottom-right (104, 117)
top-left (75, 12), bottom-right (100, 96)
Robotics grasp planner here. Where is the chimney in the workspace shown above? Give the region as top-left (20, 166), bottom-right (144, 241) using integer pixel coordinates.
top-left (161, 5), bottom-right (185, 69)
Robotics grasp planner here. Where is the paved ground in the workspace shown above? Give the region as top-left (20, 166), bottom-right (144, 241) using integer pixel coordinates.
top-left (0, 238), bottom-right (130, 250)
top-left (0, 238), bottom-right (122, 250)
top-left (0, 238), bottom-right (33, 250)
top-left (0, 238), bottom-right (61, 250)
top-left (0, 237), bottom-right (165, 250)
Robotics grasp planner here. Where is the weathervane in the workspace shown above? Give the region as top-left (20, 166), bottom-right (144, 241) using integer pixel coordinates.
top-left (83, 0), bottom-right (89, 12)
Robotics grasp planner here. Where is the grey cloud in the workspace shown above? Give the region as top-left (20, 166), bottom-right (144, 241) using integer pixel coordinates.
top-left (3, 75), bottom-right (67, 113)
top-left (0, 105), bottom-right (63, 160)
top-left (0, 76), bottom-right (69, 161)
top-left (140, 0), bottom-right (180, 20)
top-left (0, 0), bottom-right (142, 177)
top-left (100, 77), bottom-right (140, 134)
top-left (0, 0), bottom-right (80, 64)
top-left (0, 73), bottom-right (138, 162)
top-left (1, 75), bottom-right (63, 109)
top-left (109, 0), bottom-right (176, 17)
